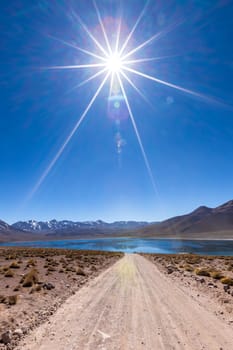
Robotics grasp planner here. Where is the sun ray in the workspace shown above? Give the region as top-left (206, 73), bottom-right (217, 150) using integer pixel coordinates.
top-left (66, 67), bottom-right (108, 93)
top-left (119, 0), bottom-right (150, 56)
top-left (120, 70), bottom-right (154, 109)
top-left (46, 34), bottom-right (106, 62)
top-left (122, 32), bottom-right (167, 61)
top-left (71, 10), bottom-right (109, 57)
top-left (122, 19), bottom-right (185, 61)
top-left (93, 0), bottom-right (112, 54)
top-left (115, 18), bottom-right (122, 53)
top-left (44, 63), bottom-right (106, 70)
top-left (28, 72), bottom-right (110, 199)
top-left (108, 72), bottom-right (114, 99)
top-left (123, 55), bottom-right (180, 65)
top-left (117, 73), bottom-right (158, 195)
top-left (123, 66), bottom-right (215, 103)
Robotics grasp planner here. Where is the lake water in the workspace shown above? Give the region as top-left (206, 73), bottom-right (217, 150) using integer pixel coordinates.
top-left (1, 238), bottom-right (233, 255)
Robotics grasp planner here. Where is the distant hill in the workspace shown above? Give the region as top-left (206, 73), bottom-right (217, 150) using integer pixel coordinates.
top-left (1, 200), bottom-right (233, 242)
top-left (0, 219), bottom-right (151, 242)
top-left (12, 219), bottom-right (150, 233)
top-left (136, 200), bottom-right (233, 238)
top-left (0, 219), bottom-right (36, 242)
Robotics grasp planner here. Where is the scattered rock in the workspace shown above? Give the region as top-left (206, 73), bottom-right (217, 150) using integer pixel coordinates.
top-left (13, 328), bottom-right (23, 337)
top-left (166, 265), bottom-right (177, 274)
top-left (1, 330), bottom-right (12, 344)
top-left (42, 283), bottom-right (55, 290)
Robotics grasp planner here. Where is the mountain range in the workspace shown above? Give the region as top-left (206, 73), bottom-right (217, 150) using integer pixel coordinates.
top-left (0, 219), bottom-right (151, 242)
top-left (135, 200), bottom-right (233, 239)
top-left (1, 199), bottom-right (233, 242)
top-left (12, 219), bottom-right (149, 233)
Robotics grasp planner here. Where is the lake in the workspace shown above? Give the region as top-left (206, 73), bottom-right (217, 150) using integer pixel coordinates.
top-left (1, 237), bottom-right (233, 255)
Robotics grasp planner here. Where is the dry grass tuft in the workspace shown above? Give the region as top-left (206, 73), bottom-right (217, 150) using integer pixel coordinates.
top-left (194, 268), bottom-right (211, 277)
top-left (9, 261), bottom-right (20, 269)
top-left (21, 268), bottom-right (39, 287)
top-left (220, 277), bottom-right (233, 286)
top-left (76, 267), bottom-right (86, 276)
top-left (27, 258), bottom-right (37, 267)
top-left (13, 285), bottom-right (21, 292)
top-left (8, 295), bottom-right (18, 305)
top-left (0, 295), bottom-right (6, 303)
top-left (4, 269), bottom-right (14, 278)
top-left (210, 271), bottom-right (224, 280)
top-left (183, 264), bottom-right (194, 272)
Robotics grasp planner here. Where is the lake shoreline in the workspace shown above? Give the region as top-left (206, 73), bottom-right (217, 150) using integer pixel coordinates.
top-left (1, 237), bottom-right (233, 256)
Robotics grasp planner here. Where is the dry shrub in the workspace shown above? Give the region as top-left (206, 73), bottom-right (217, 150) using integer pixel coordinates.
top-left (65, 266), bottom-right (75, 272)
top-left (220, 277), bottom-right (233, 286)
top-left (60, 257), bottom-right (67, 264)
top-left (76, 267), bottom-right (86, 276)
top-left (21, 268), bottom-right (39, 287)
top-left (183, 264), bottom-right (194, 272)
top-left (47, 266), bottom-right (56, 272)
top-left (186, 255), bottom-right (201, 265)
top-left (35, 285), bottom-right (41, 292)
top-left (210, 271), bottom-right (224, 280)
top-left (27, 258), bottom-right (36, 267)
top-left (0, 295), bottom-right (6, 303)
top-left (8, 295), bottom-right (18, 305)
top-left (29, 286), bottom-right (41, 294)
top-left (194, 268), bottom-right (211, 277)
top-left (9, 261), bottom-right (20, 269)
top-left (4, 269), bottom-right (14, 278)
top-left (13, 285), bottom-right (21, 292)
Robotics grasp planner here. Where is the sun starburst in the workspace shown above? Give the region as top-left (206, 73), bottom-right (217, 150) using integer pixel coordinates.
top-left (30, 0), bottom-right (219, 199)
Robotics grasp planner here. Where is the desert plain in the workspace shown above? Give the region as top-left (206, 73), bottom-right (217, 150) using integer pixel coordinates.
top-left (0, 248), bottom-right (233, 349)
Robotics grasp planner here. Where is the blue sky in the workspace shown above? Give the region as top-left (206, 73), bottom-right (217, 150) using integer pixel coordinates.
top-left (1, 0), bottom-right (233, 224)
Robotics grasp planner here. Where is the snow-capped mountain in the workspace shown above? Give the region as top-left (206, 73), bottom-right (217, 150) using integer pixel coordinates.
top-left (0, 220), bottom-right (10, 231)
top-left (12, 219), bottom-right (150, 232)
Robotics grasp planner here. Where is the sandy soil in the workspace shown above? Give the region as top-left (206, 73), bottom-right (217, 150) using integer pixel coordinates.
top-left (0, 248), bottom-right (122, 349)
top-left (142, 253), bottom-right (233, 324)
top-left (14, 254), bottom-right (233, 350)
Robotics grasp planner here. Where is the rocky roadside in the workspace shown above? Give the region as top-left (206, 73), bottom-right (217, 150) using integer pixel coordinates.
top-left (141, 253), bottom-right (233, 325)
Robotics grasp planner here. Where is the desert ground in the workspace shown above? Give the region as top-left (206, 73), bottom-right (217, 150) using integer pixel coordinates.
top-left (0, 248), bottom-right (123, 349)
top-left (2, 252), bottom-right (230, 350)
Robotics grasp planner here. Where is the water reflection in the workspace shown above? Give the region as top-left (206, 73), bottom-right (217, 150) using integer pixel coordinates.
top-left (1, 238), bottom-right (233, 256)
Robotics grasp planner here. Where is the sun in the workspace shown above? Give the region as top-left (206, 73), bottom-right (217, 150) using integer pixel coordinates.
top-left (30, 1), bottom-right (214, 199)
top-left (105, 53), bottom-right (123, 74)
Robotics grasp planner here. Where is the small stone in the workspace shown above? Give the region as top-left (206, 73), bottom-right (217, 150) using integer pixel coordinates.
top-left (13, 328), bottom-right (23, 337)
top-left (42, 283), bottom-right (55, 290)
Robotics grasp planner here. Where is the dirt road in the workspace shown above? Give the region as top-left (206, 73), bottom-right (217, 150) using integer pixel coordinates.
top-left (17, 254), bottom-right (233, 350)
